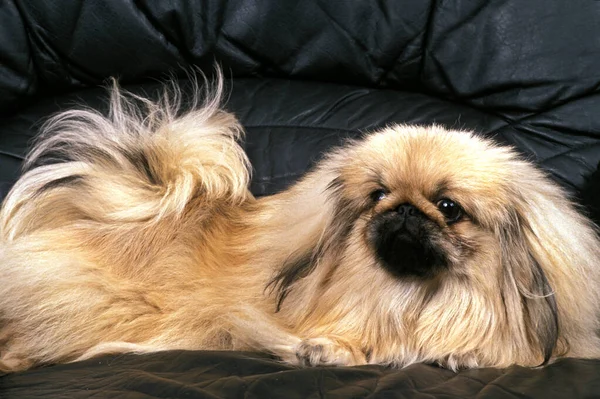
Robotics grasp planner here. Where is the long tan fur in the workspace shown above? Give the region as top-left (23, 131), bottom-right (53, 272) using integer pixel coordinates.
top-left (1, 72), bottom-right (599, 373)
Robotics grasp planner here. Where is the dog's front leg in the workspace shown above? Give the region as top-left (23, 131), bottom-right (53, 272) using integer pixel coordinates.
top-left (281, 336), bottom-right (368, 367)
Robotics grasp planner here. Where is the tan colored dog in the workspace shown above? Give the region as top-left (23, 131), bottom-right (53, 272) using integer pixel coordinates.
top-left (1, 74), bottom-right (599, 373)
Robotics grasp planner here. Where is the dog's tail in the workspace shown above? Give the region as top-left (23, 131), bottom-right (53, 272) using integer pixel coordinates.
top-left (0, 70), bottom-right (251, 240)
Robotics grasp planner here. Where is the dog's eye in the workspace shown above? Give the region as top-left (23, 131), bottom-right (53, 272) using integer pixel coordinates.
top-left (370, 189), bottom-right (388, 202)
top-left (437, 198), bottom-right (463, 224)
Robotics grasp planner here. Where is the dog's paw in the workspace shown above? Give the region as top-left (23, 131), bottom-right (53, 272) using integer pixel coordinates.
top-left (293, 337), bottom-right (366, 367)
top-left (0, 351), bottom-right (33, 374)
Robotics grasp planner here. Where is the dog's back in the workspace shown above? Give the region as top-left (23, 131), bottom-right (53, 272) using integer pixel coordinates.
top-left (0, 73), bottom-right (255, 372)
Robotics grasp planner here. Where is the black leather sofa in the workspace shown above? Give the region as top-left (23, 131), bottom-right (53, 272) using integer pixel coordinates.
top-left (1, 1), bottom-right (600, 398)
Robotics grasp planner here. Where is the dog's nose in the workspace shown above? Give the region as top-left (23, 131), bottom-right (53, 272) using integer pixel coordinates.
top-left (395, 203), bottom-right (422, 233)
top-left (396, 203), bottom-right (418, 216)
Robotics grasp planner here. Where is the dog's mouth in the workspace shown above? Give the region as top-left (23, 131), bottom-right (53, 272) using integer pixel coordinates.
top-left (367, 204), bottom-right (448, 279)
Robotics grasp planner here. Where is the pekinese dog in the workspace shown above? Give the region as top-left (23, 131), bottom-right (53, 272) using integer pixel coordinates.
top-left (1, 73), bottom-right (599, 373)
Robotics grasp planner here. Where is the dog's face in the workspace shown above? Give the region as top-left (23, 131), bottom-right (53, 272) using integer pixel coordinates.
top-left (326, 125), bottom-right (518, 282)
top-left (272, 124), bottom-right (600, 367)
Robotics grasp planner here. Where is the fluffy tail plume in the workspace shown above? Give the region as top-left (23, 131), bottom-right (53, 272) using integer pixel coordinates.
top-left (0, 70), bottom-right (251, 240)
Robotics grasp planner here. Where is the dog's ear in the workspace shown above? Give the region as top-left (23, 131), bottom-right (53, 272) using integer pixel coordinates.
top-left (498, 209), bottom-right (560, 366)
top-left (498, 160), bottom-right (600, 365)
top-left (267, 250), bottom-right (315, 312)
top-left (267, 175), bottom-right (361, 311)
